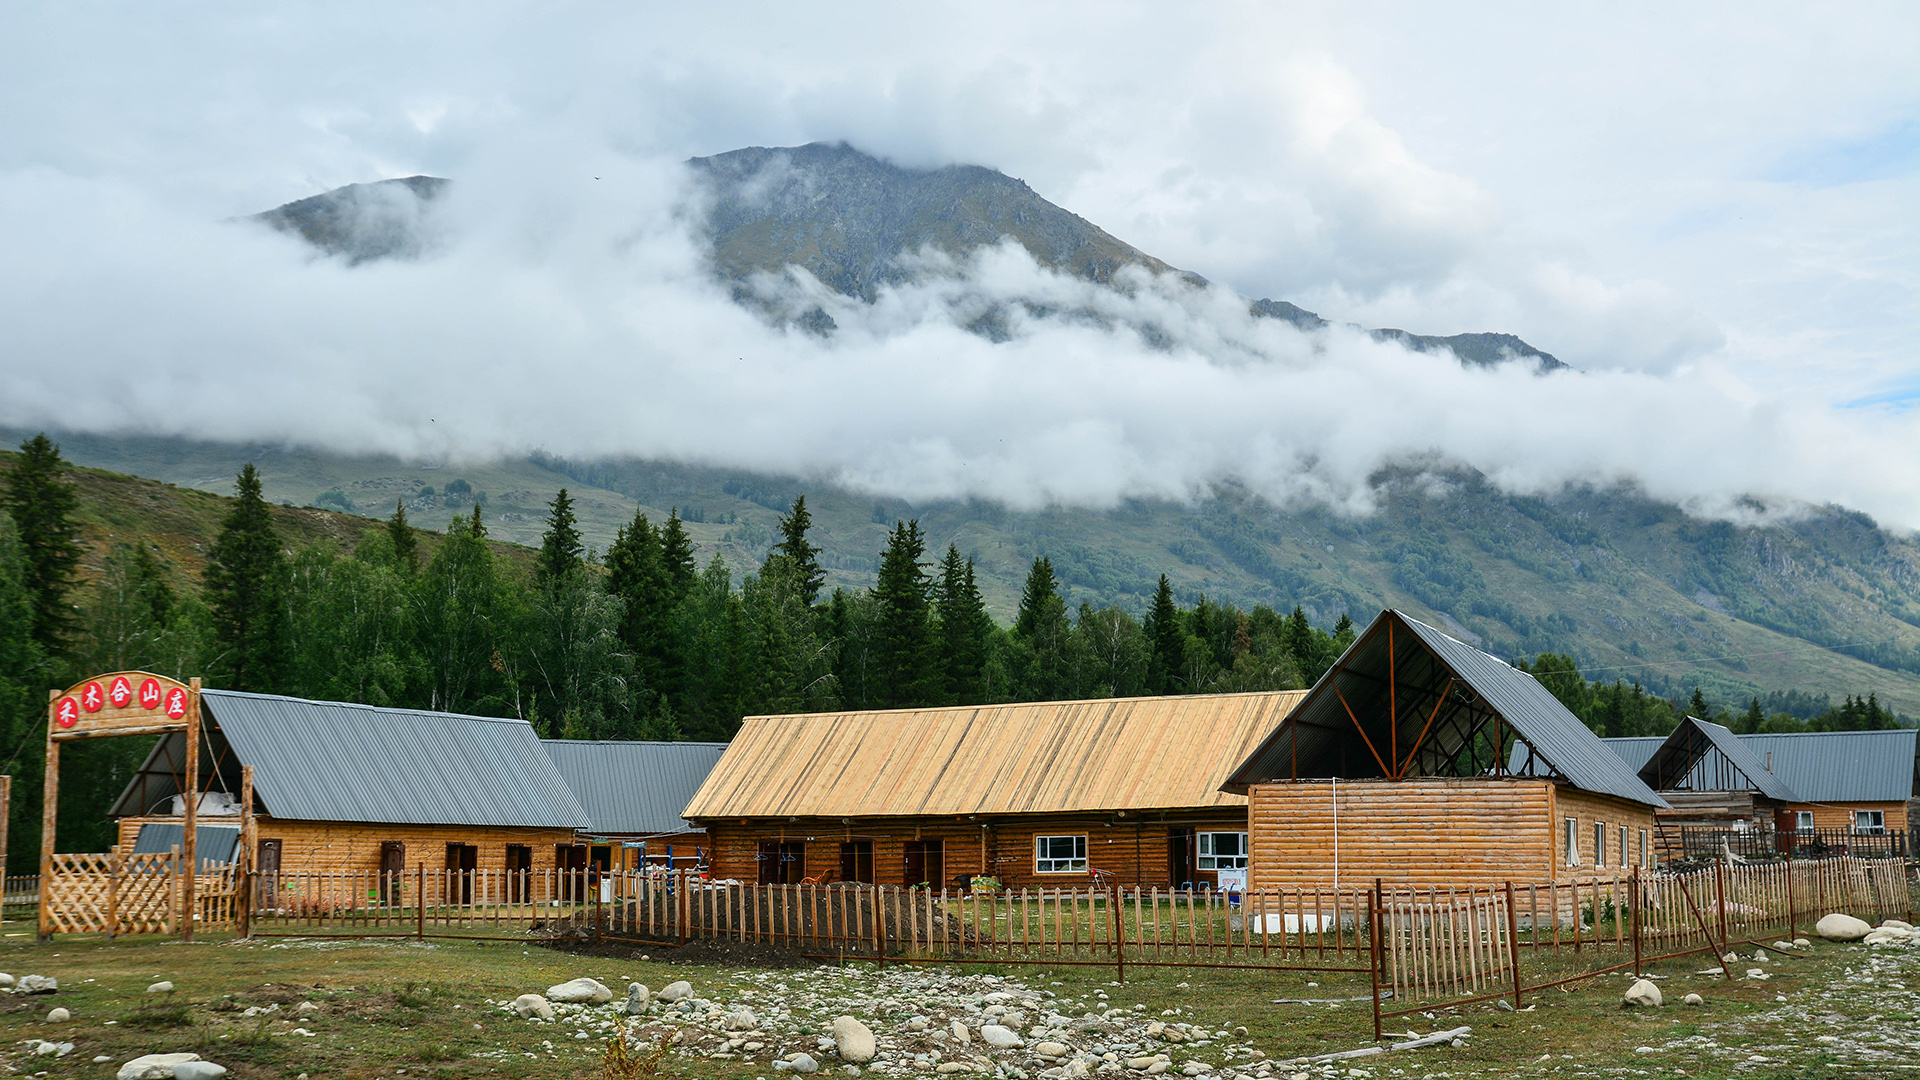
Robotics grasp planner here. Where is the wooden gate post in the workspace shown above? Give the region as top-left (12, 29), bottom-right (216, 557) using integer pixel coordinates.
top-left (38, 690), bottom-right (59, 942)
top-left (1784, 858), bottom-right (1796, 937)
top-left (236, 765), bottom-right (255, 939)
top-left (416, 865), bottom-right (426, 940)
top-left (1504, 881), bottom-right (1523, 1007)
top-left (1111, 887), bottom-right (1125, 983)
top-left (1, 774), bottom-right (11, 892)
top-left (1368, 879), bottom-right (1383, 1042)
top-left (1629, 867), bottom-right (1641, 978)
top-left (179, 678), bottom-right (202, 942)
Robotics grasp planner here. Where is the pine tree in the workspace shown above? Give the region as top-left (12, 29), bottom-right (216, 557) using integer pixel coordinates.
top-left (387, 499), bottom-right (417, 573)
top-left (415, 511), bottom-right (507, 714)
top-left (1282, 606), bottom-right (1314, 670)
top-left (1014, 557), bottom-right (1058, 640)
top-left (660, 510), bottom-right (697, 604)
top-left (536, 488), bottom-right (584, 584)
top-left (1333, 613), bottom-right (1356, 647)
top-left (2, 433), bottom-right (83, 657)
top-left (933, 544), bottom-right (989, 703)
top-left (1740, 696), bottom-right (1765, 734)
top-left (1688, 688), bottom-right (1710, 721)
top-left (871, 520), bottom-right (935, 708)
top-left (773, 495), bottom-right (825, 608)
top-left (203, 464), bottom-right (290, 692)
top-left (1145, 574), bottom-right (1184, 694)
top-left (468, 503), bottom-right (486, 538)
top-left (607, 510), bottom-right (669, 685)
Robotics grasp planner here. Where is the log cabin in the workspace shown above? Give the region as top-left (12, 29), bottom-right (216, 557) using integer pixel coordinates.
top-left (541, 738), bottom-right (728, 875)
top-left (1222, 610), bottom-right (1669, 888)
top-left (1607, 727), bottom-right (1919, 856)
top-left (110, 689), bottom-right (592, 885)
top-left (681, 691), bottom-right (1307, 891)
top-left (1598, 716), bottom-right (1801, 861)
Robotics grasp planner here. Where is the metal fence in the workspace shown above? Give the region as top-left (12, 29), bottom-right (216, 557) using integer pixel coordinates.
top-left (1677, 826), bottom-right (1916, 860)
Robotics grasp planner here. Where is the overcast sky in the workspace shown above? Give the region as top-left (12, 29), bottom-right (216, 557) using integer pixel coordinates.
top-left (2, 2), bottom-right (1916, 524)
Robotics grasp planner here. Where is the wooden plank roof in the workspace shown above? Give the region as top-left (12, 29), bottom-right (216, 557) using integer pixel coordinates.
top-left (682, 691), bottom-right (1307, 820)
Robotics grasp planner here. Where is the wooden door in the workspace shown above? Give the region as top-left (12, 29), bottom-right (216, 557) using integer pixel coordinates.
top-left (904, 839), bottom-right (943, 889)
top-left (444, 844), bottom-right (477, 906)
top-left (380, 841), bottom-right (406, 906)
top-left (1167, 829), bottom-right (1191, 888)
top-left (839, 841), bottom-right (874, 884)
top-left (505, 844), bottom-right (532, 903)
top-left (556, 844), bottom-right (588, 902)
top-left (256, 838), bottom-right (282, 909)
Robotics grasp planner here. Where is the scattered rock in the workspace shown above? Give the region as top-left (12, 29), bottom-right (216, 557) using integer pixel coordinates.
top-left (117, 1053), bottom-right (202, 1080)
top-left (950, 1019), bottom-right (971, 1043)
top-left (295, 1001), bottom-right (320, 1016)
top-left (833, 1016), bottom-right (876, 1063)
top-left (1882, 919), bottom-right (1914, 931)
top-left (658, 980), bottom-right (694, 1003)
top-left (775, 1052), bottom-right (820, 1073)
top-left (1792, 937), bottom-right (1811, 949)
top-left (1863, 929), bottom-right (1906, 946)
top-left (1772, 940), bottom-right (1796, 951)
top-left (1745, 968), bottom-right (1771, 980)
top-left (1682, 993), bottom-right (1704, 1006)
top-left (16, 975), bottom-right (58, 994)
top-left (980, 1024), bottom-right (1023, 1048)
top-left (723, 1007), bottom-right (759, 1031)
top-left (512, 993), bottom-right (556, 1020)
top-left (174, 1063), bottom-right (229, 1080)
top-left (1816, 913), bottom-right (1871, 941)
top-left (145, 981), bottom-right (174, 994)
top-left (46, 1007), bottom-right (70, 1023)
top-left (1034, 1041), bottom-right (1070, 1058)
top-left (624, 982), bottom-right (650, 1014)
top-left (0, 973), bottom-right (12, 989)
top-left (1623, 979), bottom-right (1663, 1007)
top-left (546, 978), bottom-right (613, 1004)
top-left (29, 1040), bottom-right (73, 1057)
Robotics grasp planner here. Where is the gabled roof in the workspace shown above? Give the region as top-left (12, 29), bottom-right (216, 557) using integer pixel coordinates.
top-left (1636, 717), bottom-right (1800, 802)
top-left (1224, 610), bottom-right (1667, 808)
top-left (542, 739), bottom-right (728, 835)
top-left (683, 691), bottom-right (1307, 820)
top-left (110, 690), bottom-right (591, 829)
top-left (1608, 728), bottom-right (1918, 804)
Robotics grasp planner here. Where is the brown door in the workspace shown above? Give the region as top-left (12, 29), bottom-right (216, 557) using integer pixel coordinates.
top-left (445, 844), bottom-right (477, 906)
top-left (256, 839), bottom-right (282, 909)
top-left (839, 841), bottom-right (874, 884)
top-left (1168, 829), bottom-right (1191, 888)
top-left (380, 841), bottom-right (406, 906)
top-left (505, 844), bottom-right (533, 903)
top-left (904, 839), bottom-right (944, 889)
top-left (556, 844), bottom-right (588, 902)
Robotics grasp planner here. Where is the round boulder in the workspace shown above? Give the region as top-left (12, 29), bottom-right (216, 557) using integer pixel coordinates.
top-left (116, 1053), bottom-right (202, 1080)
top-left (1816, 913), bottom-right (1872, 941)
top-left (980, 1024), bottom-right (1023, 1048)
top-left (657, 980), bottom-right (694, 1003)
top-left (1622, 978), bottom-right (1663, 1007)
top-left (832, 1016), bottom-right (876, 1064)
top-left (146, 981), bottom-right (174, 994)
top-left (46, 1007), bottom-right (69, 1023)
top-left (1682, 993), bottom-right (1703, 1006)
top-left (174, 1063), bottom-right (229, 1080)
top-left (512, 993), bottom-right (556, 1020)
top-left (624, 983), bottom-right (649, 1014)
top-left (546, 978), bottom-right (612, 1004)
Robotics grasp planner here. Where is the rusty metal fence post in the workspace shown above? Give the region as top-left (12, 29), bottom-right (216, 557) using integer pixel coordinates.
top-left (1369, 879), bottom-right (1384, 1042)
top-left (1504, 880), bottom-right (1523, 1007)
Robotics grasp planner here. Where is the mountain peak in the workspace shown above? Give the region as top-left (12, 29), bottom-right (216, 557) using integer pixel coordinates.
top-left (250, 175), bottom-right (449, 263)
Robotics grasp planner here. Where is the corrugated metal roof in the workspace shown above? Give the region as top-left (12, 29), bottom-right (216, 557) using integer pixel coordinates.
top-left (541, 739), bottom-right (728, 835)
top-left (684, 691), bottom-right (1307, 820)
top-left (1607, 729), bottom-right (1919, 803)
top-left (131, 822), bottom-right (241, 871)
top-left (1636, 717), bottom-right (1801, 802)
top-left (194, 690), bottom-right (591, 829)
top-left (1225, 610), bottom-right (1667, 808)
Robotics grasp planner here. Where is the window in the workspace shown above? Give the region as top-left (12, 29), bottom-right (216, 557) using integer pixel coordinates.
top-left (1197, 832), bottom-right (1249, 870)
top-left (839, 841), bottom-right (874, 884)
top-left (1794, 810), bottom-right (1814, 831)
top-left (1638, 829), bottom-right (1649, 869)
top-left (1035, 835), bottom-right (1088, 874)
top-left (1853, 810), bottom-right (1886, 835)
top-left (1620, 826), bottom-right (1629, 869)
top-left (1594, 822), bottom-right (1606, 868)
top-left (1565, 818), bottom-right (1579, 866)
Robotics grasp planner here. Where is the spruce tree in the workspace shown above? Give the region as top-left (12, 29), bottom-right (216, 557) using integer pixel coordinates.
top-left (537, 488), bottom-right (584, 583)
top-left (660, 510), bottom-right (697, 604)
top-left (1014, 557), bottom-right (1058, 640)
top-left (1282, 606), bottom-right (1314, 670)
top-left (933, 544), bottom-right (988, 703)
top-left (3, 433), bottom-right (83, 657)
top-left (1688, 687), bottom-right (1710, 721)
top-left (1145, 574), bottom-right (1184, 694)
top-left (387, 499), bottom-right (418, 573)
top-left (204, 463), bottom-right (290, 692)
top-left (468, 503), bottom-right (486, 538)
top-left (606, 510), bottom-right (666, 678)
top-left (871, 520), bottom-right (935, 708)
top-left (1740, 696), bottom-right (1765, 734)
top-left (773, 494), bottom-right (825, 607)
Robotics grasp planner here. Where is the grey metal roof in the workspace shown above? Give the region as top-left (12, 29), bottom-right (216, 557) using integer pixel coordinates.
top-left (179, 690), bottom-right (591, 828)
top-left (1225, 610), bottom-right (1668, 808)
top-left (1605, 728), bottom-right (1918, 804)
top-left (1637, 717), bottom-right (1801, 802)
top-left (130, 822), bottom-right (241, 871)
top-left (541, 739), bottom-right (728, 835)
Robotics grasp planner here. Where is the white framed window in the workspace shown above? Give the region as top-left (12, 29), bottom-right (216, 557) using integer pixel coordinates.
top-left (1795, 810), bottom-right (1814, 831)
top-left (1035, 835), bottom-right (1088, 874)
top-left (1639, 829), bottom-right (1650, 868)
top-left (1853, 810), bottom-right (1886, 835)
top-left (1565, 817), bottom-right (1579, 866)
top-left (1594, 822), bottom-right (1607, 868)
top-left (1620, 826), bottom-right (1629, 868)
top-left (1197, 831), bottom-right (1249, 870)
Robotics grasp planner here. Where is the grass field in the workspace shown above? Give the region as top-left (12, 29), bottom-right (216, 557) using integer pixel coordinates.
top-left (0, 924), bottom-right (1914, 1080)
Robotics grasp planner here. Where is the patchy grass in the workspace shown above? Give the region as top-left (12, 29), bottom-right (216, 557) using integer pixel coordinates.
top-left (0, 927), bottom-right (1911, 1079)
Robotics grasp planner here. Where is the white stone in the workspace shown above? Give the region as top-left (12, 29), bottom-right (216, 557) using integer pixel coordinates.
top-left (1881, 919), bottom-right (1914, 931)
top-left (906, 1015), bottom-right (929, 1031)
top-left (934, 1064), bottom-right (972, 1075)
top-left (117, 1053), bottom-right (202, 1080)
top-left (512, 993), bottom-right (555, 1020)
top-left (951, 1019), bottom-right (972, 1043)
top-left (833, 1016), bottom-right (877, 1064)
top-left (1793, 938), bottom-right (1811, 949)
top-left (546, 978), bottom-right (612, 1004)
top-left (1181, 1065), bottom-right (1213, 1077)
top-left (723, 1008), bottom-right (759, 1031)
top-left (1623, 979), bottom-right (1662, 1007)
top-left (1035, 1041), bottom-right (1070, 1058)
top-left (146, 981), bottom-right (174, 994)
top-left (658, 980), bottom-right (694, 1003)
top-left (1772, 941), bottom-right (1796, 951)
top-left (980, 1024), bottom-right (1023, 1048)
top-left (46, 1007), bottom-right (70, 1022)
top-left (0, 973), bottom-right (12, 989)
top-left (1863, 929), bottom-right (1901, 946)
top-left (624, 983), bottom-right (650, 1014)
top-left (29, 1040), bottom-right (72, 1056)
top-left (17, 975), bottom-right (58, 993)
top-left (174, 1063), bottom-right (229, 1080)
top-left (296, 1001), bottom-right (320, 1016)
top-left (776, 1053), bottom-right (820, 1073)
top-left (1682, 993), bottom-right (1703, 1006)
top-left (1816, 913), bottom-right (1871, 941)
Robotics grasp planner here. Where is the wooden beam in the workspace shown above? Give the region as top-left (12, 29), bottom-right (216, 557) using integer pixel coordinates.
top-left (1396, 678), bottom-right (1454, 779)
top-left (1333, 683), bottom-right (1392, 777)
top-left (180, 678), bottom-right (201, 942)
top-left (38, 690), bottom-right (58, 942)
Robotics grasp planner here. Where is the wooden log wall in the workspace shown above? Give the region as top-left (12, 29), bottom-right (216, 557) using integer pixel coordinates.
top-left (1248, 779), bottom-right (1557, 888)
top-left (1552, 787), bottom-right (1660, 875)
top-left (1786, 801), bottom-right (1910, 833)
top-left (117, 816), bottom-right (579, 874)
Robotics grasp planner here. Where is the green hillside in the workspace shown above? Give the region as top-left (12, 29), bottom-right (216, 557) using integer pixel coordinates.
top-left (12, 430), bottom-right (1920, 716)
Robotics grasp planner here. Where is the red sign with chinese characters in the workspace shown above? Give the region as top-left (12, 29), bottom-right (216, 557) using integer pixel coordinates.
top-left (108, 675), bottom-right (134, 708)
top-left (164, 686), bottom-right (190, 720)
top-left (54, 697), bottom-right (79, 728)
top-left (80, 681), bottom-right (104, 712)
top-left (139, 678), bottom-right (164, 710)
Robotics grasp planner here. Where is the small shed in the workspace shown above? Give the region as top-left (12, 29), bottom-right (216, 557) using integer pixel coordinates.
top-left (1223, 610), bottom-right (1668, 887)
top-left (683, 691), bottom-right (1306, 890)
top-left (111, 689), bottom-right (592, 882)
top-left (541, 738), bottom-right (728, 874)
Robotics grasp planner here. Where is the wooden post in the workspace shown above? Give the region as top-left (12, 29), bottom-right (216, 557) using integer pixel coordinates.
top-left (1111, 887), bottom-right (1125, 983)
top-left (1630, 867), bottom-right (1641, 977)
top-left (237, 764), bottom-right (255, 939)
top-left (1715, 859), bottom-right (1729, 948)
top-left (38, 690), bottom-right (59, 941)
top-left (677, 870), bottom-right (688, 947)
top-left (0, 774), bottom-right (11, 892)
top-left (1784, 856), bottom-right (1796, 937)
top-left (179, 678), bottom-right (202, 942)
top-left (416, 864), bottom-right (425, 940)
top-left (1504, 881), bottom-right (1523, 1008)
top-left (1368, 879), bottom-right (1384, 1041)
top-left (107, 851), bottom-right (121, 941)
